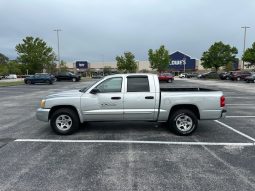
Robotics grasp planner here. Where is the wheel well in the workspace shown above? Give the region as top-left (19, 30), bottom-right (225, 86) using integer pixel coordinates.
top-left (49, 105), bottom-right (80, 121)
top-left (169, 104), bottom-right (200, 120)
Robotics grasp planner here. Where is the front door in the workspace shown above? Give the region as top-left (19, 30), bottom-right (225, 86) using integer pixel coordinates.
top-left (81, 77), bottom-right (124, 121)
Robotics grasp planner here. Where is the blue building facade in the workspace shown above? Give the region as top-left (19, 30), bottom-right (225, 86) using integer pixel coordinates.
top-left (169, 51), bottom-right (197, 72)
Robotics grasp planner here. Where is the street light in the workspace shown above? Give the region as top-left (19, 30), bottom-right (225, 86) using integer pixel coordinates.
top-left (183, 56), bottom-right (186, 73)
top-left (241, 26), bottom-right (250, 70)
top-left (54, 29), bottom-right (62, 67)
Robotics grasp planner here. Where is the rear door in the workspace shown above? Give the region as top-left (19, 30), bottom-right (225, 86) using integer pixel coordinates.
top-left (123, 75), bottom-right (157, 121)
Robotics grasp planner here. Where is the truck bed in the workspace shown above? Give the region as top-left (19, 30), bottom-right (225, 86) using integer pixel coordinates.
top-left (160, 88), bottom-right (218, 92)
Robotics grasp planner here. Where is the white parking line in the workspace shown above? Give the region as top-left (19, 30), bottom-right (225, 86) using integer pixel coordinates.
top-left (226, 97), bottom-right (255, 99)
top-left (14, 139), bottom-right (254, 146)
top-left (226, 104), bottom-right (255, 106)
top-left (226, 116), bottom-right (255, 118)
top-left (215, 120), bottom-right (255, 142)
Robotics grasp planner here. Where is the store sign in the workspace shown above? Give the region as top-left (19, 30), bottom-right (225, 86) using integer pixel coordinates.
top-left (171, 59), bottom-right (186, 65)
top-left (76, 61), bottom-right (88, 69)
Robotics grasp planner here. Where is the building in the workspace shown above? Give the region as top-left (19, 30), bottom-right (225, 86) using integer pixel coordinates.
top-left (65, 51), bottom-right (250, 76)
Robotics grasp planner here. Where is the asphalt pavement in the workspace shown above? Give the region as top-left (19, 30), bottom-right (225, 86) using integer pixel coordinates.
top-left (0, 78), bottom-right (255, 191)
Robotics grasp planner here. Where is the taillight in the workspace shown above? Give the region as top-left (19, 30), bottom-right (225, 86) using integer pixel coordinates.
top-left (220, 96), bottom-right (225, 107)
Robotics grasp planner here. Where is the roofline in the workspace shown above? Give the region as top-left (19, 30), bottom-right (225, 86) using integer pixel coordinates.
top-left (171, 50), bottom-right (199, 60)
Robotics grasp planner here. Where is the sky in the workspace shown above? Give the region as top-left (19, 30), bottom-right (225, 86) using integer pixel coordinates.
top-left (0, 0), bottom-right (254, 62)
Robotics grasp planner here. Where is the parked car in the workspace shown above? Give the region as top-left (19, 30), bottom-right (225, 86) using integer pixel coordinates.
top-left (186, 73), bottom-right (198, 78)
top-left (92, 74), bottom-right (104, 79)
top-left (197, 72), bottom-right (219, 79)
top-left (36, 73), bottom-right (226, 136)
top-left (219, 72), bottom-right (231, 80)
top-left (244, 73), bottom-right (255, 83)
top-left (179, 73), bottom-right (187, 78)
top-left (55, 72), bottom-right (81, 82)
top-left (158, 73), bottom-right (174, 83)
top-left (229, 71), bottom-right (252, 81)
top-left (0, 75), bottom-right (4, 80)
top-left (5, 74), bottom-right (17, 79)
top-left (24, 73), bottom-right (55, 85)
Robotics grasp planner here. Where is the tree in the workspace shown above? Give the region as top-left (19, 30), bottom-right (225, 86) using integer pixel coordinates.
top-left (0, 53), bottom-right (9, 65)
top-left (148, 45), bottom-right (170, 72)
top-left (6, 61), bottom-right (21, 75)
top-left (15, 36), bottom-right (56, 74)
top-left (59, 60), bottom-right (68, 72)
top-left (242, 42), bottom-right (255, 68)
top-left (201, 41), bottom-right (238, 71)
top-left (103, 66), bottom-right (112, 75)
top-left (116, 52), bottom-right (137, 73)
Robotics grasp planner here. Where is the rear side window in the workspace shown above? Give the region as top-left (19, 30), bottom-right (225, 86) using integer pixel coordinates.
top-left (127, 76), bottom-right (150, 92)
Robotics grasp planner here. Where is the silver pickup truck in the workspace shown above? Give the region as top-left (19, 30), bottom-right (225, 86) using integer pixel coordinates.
top-left (36, 74), bottom-right (226, 135)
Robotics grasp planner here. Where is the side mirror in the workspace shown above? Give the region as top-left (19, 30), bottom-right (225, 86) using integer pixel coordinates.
top-left (90, 88), bottom-right (100, 94)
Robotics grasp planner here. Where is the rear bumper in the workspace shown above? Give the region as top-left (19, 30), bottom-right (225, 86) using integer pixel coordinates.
top-left (221, 109), bottom-right (227, 118)
top-left (36, 108), bottom-right (50, 122)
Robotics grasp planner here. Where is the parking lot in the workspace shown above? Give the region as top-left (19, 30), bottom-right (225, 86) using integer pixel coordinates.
top-left (0, 78), bottom-right (255, 191)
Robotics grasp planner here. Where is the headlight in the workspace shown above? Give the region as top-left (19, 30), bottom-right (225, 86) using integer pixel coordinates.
top-left (40, 100), bottom-right (46, 108)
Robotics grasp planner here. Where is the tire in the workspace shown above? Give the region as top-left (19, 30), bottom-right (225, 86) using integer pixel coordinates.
top-left (237, 77), bottom-right (241, 81)
top-left (50, 108), bottom-right (80, 135)
top-left (72, 78), bottom-right (77, 82)
top-left (27, 80), bottom-right (31, 85)
top-left (169, 109), bottom-right (198, 136)
top-left (254, 79), bottom-right (255, 83)
top-left (167, 79), bottom-right (172, 83)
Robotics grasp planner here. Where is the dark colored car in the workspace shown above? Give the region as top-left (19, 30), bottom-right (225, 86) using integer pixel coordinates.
top-left (158, 73), bottom-right (174, 83)
top-left (197, 72), bottom-right (219, 79)
top-left (186, 73), bottom-right (198, 78)
top-left (244, 74), bottom-right (255, 83)
top-left (55, 72), bottom-right (81, 82)
top-left (24, 73), bottom-right (55, 85)
top-left (219, 72), bottom-right (231, 80)
top-left (230, 71), bottom-right (252, 81)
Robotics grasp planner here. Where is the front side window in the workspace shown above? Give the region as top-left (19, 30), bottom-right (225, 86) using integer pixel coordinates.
top-left (127, 76), bottom-right (150, 92)
top-left (96, 77), bottom-right (122, 93)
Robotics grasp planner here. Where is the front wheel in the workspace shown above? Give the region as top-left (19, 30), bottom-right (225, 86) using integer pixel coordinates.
top-left (72, 78), bottom-right (77, 82)
top-left (169, 109), bottom-right (198, 135)
top-left (50, 108), bottom-right (80, 135)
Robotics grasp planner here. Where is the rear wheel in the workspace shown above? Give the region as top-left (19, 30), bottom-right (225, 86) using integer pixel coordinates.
top-left (72, 78), bottom-right (77, 82)
top-left (237, 77), bottom-right (241, 81)
top-left (27, 80), bottom-right (31, 85)
top-left (169, 109), bottom-right (198, 135)
top-left (50, 108), bottom-right (79, 135)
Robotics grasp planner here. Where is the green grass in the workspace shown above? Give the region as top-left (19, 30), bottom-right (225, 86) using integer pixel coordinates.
top-left (0, 81), bottom-right (24, 87)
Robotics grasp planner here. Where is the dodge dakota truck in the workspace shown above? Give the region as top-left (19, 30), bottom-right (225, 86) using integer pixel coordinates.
top-left (36, 74), bottom-right (226, 135)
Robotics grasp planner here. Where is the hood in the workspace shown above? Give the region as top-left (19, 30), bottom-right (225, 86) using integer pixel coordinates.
top-left (46, 89), bottom-right (83, 99)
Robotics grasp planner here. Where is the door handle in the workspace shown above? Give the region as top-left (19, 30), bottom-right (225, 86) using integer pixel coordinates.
top-left (145, 96), bottom-right (154, 99)
top-left (111, 97), bottom-right (121, 100)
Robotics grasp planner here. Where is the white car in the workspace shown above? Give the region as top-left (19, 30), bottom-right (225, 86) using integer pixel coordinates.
top-left (179, 73), bottom-right (187, 78)
top-left (5, 74), bottom-right (17, 79)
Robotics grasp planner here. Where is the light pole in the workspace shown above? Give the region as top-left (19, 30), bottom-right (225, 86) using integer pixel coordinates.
top-left (54, 29), bottom-right (62, 67)
top-left (241, 26), bottom-right (250, 70)
top-left (183, 57), bottom-right (186, 73)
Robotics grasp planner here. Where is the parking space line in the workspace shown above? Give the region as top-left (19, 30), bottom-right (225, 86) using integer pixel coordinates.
top-left (14, 139), bottom-right (254, 146)
top-left (226, 104), bottom-right (255, 106)
top-left (226, 97), bottom-right (255, 99)
top-left (226, 116), bottom-right (255, 118)
top-left (215, 120), bottom-right (255, 142)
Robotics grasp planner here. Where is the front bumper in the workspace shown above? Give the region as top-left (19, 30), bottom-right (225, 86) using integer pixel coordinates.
top-left (221, 109), bottom-right (227, 118)
top-left (36, 108), bottom-right (50, 122)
